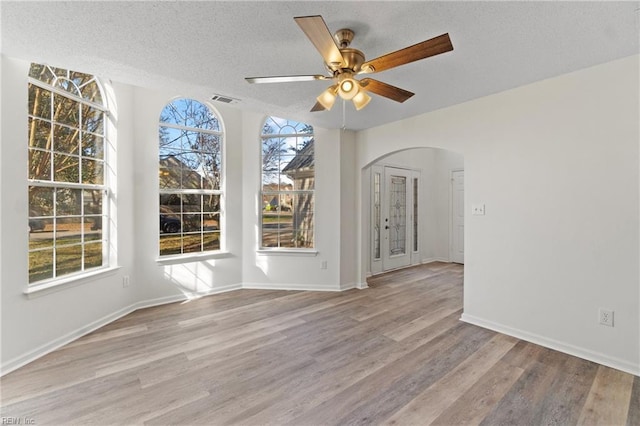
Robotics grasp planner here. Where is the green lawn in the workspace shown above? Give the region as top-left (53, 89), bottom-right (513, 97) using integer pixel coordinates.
top-left (29, 236), bottom-right (102, 283)
top-left (262, 212), bottom-right (292, 224)
top-left (159, 232), bottom-right (220, 256)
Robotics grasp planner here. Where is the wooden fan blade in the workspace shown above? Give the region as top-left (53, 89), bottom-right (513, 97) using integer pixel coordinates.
top-left (311, 101), bottom-right (326, 112)
top-left (294, 15), bottom-right (345, 67)
top-left (360, 78), bottom-right (414, 103)
top-left (245, 75), bottom-right (328, 84)
top-left (361, 33), bottom-right (453, 74)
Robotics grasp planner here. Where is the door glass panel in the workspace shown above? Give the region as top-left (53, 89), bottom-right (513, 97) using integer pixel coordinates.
top-left (389, 175), bottom-right (407, 256)
top-left (373, 172), bottom-right (381, 259)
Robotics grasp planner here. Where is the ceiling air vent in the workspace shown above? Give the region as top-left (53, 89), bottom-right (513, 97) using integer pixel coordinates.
top-left (211, 94), bottom-right (240, 104)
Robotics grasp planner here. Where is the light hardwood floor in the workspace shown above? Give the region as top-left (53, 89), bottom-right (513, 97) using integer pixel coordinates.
top-left (1, 262), bottom-right (638, 425)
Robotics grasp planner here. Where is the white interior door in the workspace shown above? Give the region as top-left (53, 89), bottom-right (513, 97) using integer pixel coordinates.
top-left (451, 170), bottom-right (464, 264)
top-left (382, 167), bottom-right (412, 271)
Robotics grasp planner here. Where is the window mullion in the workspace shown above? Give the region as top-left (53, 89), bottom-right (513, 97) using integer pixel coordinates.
top-left (261, 132), bottom-right (308, 140)
top-left (52, 188), bottom-right (57, 279)
top-left (159, 122), bottom-right (222, 136)
top-left (28, 78), bottom-right (107, 112)
top-left (28, 180), bottom-right (105, 191)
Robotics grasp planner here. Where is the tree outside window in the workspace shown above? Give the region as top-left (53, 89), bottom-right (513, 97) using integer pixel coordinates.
top-left (158, 98), bottom-right (223, 256)
top-left (27, 63), bottom-right (108, 284)
top-left (261, 117), bottom-right (314, 249)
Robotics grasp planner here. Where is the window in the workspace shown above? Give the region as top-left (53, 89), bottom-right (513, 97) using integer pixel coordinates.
top-left (27, 63), bottom-right (109, 284)
top-left (261, 117), bottom-right (314, 248)
top-left (158, 98), bottom-right (222, 256)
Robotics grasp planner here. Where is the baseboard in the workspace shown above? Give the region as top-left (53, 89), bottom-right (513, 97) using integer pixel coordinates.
top-left (460, 313), bottom-right (640, 377)
top-left (421, 257), bottom-right (449, 264)
top-left (0, 284), bottom-right (242, 377)
top-left (1, 303), bottom-right (137, 376)
top-left (242, 282), bottom-right (343, 292)
top-left (339, 282), bottom-right (356, 291)
top-left (369, 260), bottom-right (449, 277)
top-left (339, 282), bottom-right (370, 291)
top-left (370, 258), bottom-right (449, 279)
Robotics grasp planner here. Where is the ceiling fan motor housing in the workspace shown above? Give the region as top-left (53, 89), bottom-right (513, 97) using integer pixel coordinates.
top-left (329, 47), bottom-right (366, 74)
top-left (334, 28), bottom-right (355, 48)
top-left (323, 28), bottom-right (366, 75)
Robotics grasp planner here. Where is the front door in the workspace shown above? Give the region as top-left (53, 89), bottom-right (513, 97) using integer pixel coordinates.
top-left (382, 167), bottom-right (412, 271)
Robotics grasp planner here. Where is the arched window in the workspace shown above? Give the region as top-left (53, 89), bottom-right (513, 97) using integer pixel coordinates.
top-left (158, 98), bottom-right (223, 256)
top-left (27, 63), bottom-right (109, 284)
top-left (260, 117), bottom-right (314, 249)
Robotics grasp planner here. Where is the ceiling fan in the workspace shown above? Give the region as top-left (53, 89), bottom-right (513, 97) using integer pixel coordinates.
top-left (245, 15), bottom-right (453, 112)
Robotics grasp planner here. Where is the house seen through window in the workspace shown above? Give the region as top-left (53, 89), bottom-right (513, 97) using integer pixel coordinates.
top-left (158, 98), bottom-right (223, 256)
top-left (27, 63), bottom-right (109, 284)
top-left (261, 117), bottom-right (314, 249)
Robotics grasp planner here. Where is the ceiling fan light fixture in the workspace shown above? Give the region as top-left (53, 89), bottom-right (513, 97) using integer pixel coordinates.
top-left (336, 73), bottom-right (359, 100)
top-left (352, 90), bottom-right (371, 110)
top-left (317, 84), bottom-right (338, 110)
top-left (341, 79), bottom-right (353, 92)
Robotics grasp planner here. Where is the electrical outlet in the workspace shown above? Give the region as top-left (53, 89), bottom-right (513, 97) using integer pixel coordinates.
top-left (599, 308), bottom-right (614, 327)
top-left (321, 261), bottom-right (328, 270)
top-left (472, 204), bottom-right (485, 215)
top-left (122, 275), bottom-right (130, 288)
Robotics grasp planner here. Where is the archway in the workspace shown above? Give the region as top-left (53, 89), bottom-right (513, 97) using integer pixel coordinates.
top-left (360, 147), bottom-right (464, 280)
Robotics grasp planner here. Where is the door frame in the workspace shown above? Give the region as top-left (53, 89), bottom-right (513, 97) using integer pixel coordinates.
top-left (449, 168), bottom-right (464, 264)
top-left (370, 164), bottom-right (421, 274)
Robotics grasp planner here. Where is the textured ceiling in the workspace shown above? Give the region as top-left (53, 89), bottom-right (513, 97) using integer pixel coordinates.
top-left (1, 1), bottom-right (638, 130)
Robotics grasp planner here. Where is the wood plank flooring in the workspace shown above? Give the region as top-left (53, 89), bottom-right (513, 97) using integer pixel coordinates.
top-left (1, 262), bottom-right (638, 425)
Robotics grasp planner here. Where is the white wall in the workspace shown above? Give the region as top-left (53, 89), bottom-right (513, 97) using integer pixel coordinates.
top-left (240, 113), bottom-right (344, 290)
top-left (340, 130), bottom-right (359, 288)
top-left (1, 56), bottom-right (138, 372)
top-left (434, 149), bottom-right (464, 261)
top-left (130, 86), bottom-right (244, 303)
top-left (356, 55), bottom-right (640, 375)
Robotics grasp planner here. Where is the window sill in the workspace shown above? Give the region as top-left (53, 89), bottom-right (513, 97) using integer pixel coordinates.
top-left (23, 266), bottom-right (122, 298)
top-left (256, 249), bottom-right (318, 257)
top-left (156, 251), bottom-right (233, 265)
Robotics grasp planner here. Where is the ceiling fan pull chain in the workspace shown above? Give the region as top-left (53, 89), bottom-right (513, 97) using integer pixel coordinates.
top-left (342, 98), bottom-right (347, 131)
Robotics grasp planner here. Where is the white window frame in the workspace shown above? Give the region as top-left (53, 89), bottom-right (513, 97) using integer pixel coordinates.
top-left (259, 117), bottom-right (315, 252)
top-left (26, 64), bottom-right (111, 290)
top-left (157, 99), bottom-right (224, 259)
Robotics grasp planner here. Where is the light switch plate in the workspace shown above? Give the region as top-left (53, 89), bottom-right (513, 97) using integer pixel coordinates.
top-left (472, 204), bottom-right (485, 215)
